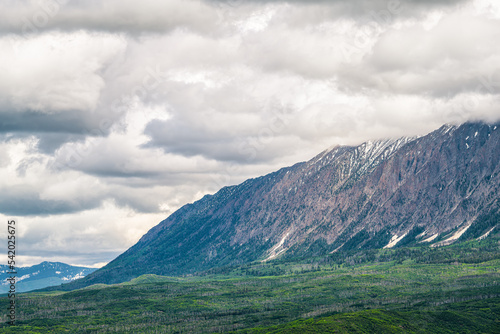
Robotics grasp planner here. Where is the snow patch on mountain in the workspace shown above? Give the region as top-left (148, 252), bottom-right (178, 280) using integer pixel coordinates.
top-left (416, 230), bottom-right (427, 239)
top-left (383, 233), bottom-right (408, 249)
top-left (477, 227), bottom-right (495, 241)
top-left (17, 274), bottom-right (30, 282)
top-left (263, 232), bottom-right (291, 262)
top-left (432, 224), bottom-right (471, 247)
top-left (62, 272), bottom-right (86, 281)
top-left (0, 262), bottom-right (98, 293)
top-left (421, 233), bottom-right (439, 243)
top-left (315, 137), bottom-right (417, 183)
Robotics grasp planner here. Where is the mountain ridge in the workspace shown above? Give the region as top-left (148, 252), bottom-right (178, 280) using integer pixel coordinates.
top-left (71, 121), bottom-right (500, 286)
top-left (0, 261), bottom-right (97, 293)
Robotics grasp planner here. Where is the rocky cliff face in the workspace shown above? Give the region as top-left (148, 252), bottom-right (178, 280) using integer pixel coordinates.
top-left (84, 122), bottom-right (500, 285)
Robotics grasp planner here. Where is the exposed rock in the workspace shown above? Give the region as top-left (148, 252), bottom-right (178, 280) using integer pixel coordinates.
top-left (82, 122), bottom-right (500, 285)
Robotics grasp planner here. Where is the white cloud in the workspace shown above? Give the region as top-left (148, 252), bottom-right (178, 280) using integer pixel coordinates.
top-left (0, 0), bottom-right (499, 266)
top-left (340, 10), bottom-right (500, 98)
top-left (0, 32), bottom-right (126, 113)
top-left (0, 202), bottom-right (167, 267)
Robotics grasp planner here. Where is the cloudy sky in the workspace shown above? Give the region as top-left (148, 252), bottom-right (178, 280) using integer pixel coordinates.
top-left (1, 0), bottom-right (500, 267)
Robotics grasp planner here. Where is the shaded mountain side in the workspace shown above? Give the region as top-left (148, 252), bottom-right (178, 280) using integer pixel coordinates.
top-left (73, 122), bottom-right (500, 286)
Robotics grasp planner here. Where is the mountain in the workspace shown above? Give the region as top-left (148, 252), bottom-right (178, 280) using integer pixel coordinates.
top-left (79, 122), bottom-right (500, 286)
top-left (0, 262), bottom-right (97, 293)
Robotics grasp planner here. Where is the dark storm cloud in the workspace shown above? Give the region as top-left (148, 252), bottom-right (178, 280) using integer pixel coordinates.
top-left (0, 0), bottom-right (469, 37)
top-left (144, 107), bottom-right (299, 164)
top-left (0, 187), bottom-right (102, 216)
top-left (218, 0), bottom-right (464, 3)
top-left (0, 0), bottom-right (218, 35)
top-left (0, 110), bottom-right (98, 133)
top-left (0, 109), bottom-right (119, 152)
top-left (212, 0), bottom-right (469, 19)
top-left (144, 118), bottom-right (237, 161)
top-left (35, 133), bottom-right (87, 153)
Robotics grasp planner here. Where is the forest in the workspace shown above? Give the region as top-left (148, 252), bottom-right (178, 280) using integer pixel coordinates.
top-left (0, 235), bottom-right (498, 333)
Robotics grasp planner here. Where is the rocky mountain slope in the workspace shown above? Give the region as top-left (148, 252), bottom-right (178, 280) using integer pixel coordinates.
top-left (80, 122), bottom-right (500, 285)
top-left (0, 262), bottom-right (97, 293)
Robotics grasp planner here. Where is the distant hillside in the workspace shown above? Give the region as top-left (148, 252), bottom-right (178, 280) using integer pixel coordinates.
top-left (0, 262), bottom-right (97, 293)
top-left (2, 236), bottom-right (499, 333)
top-left (76, 122), bottom-right (500, 286)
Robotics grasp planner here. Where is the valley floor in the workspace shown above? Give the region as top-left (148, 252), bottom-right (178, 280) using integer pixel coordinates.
top-left (0, 237), bottom-right (499, 333)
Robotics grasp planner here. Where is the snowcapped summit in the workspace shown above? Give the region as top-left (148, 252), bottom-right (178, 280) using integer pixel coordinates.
top-left (0, 262), bottom-right (97, 293)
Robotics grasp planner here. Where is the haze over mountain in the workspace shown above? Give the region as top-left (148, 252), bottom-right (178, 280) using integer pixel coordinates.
top-left (75, 122), bottom-right (500, 286)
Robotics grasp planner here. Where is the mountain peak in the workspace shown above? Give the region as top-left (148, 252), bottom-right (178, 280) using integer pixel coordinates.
top-left (1, 262), bottom-right (96, 293)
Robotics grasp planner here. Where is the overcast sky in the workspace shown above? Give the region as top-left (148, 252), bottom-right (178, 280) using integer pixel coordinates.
top-left (1, 0), bottom-right (500, 267)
